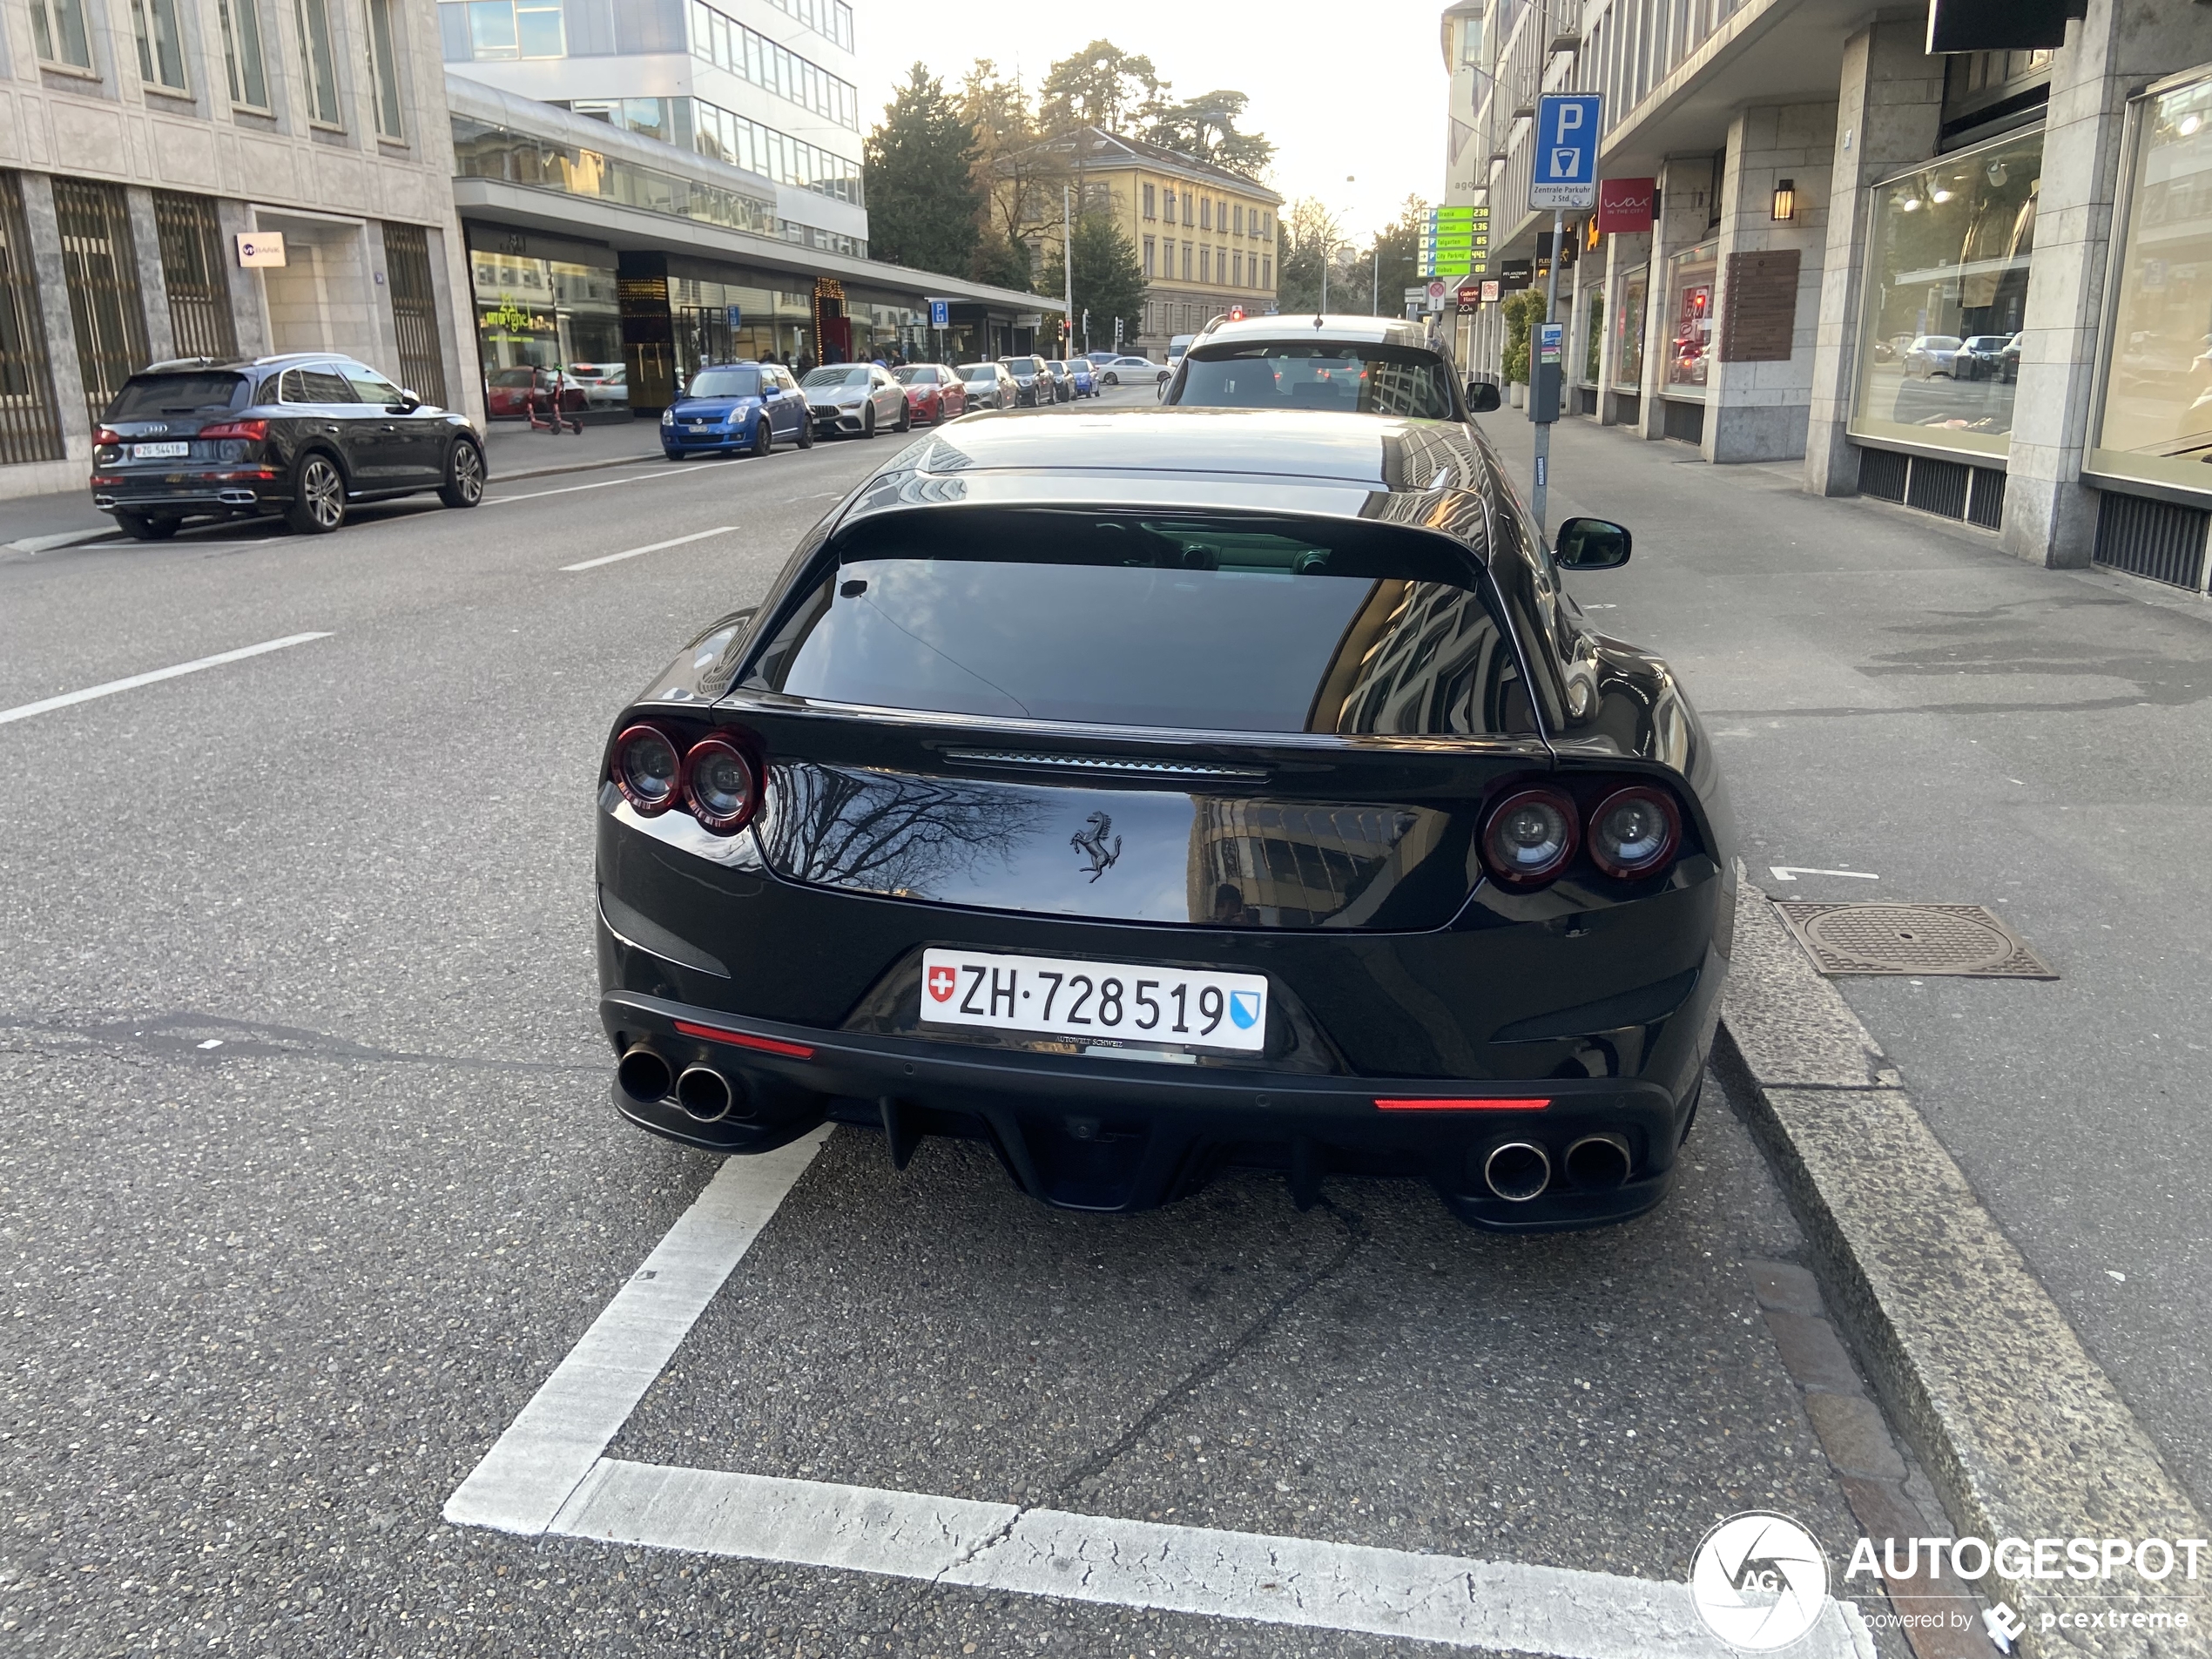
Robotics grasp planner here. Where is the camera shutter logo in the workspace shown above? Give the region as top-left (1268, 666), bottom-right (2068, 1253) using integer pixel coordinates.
top-left (1689, 1512), bottom-right (1831, 1650)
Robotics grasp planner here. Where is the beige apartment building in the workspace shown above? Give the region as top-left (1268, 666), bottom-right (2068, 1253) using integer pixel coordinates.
top-left (1020, 127), bottom-right (1281, 357)
top-left (0, 0), bottom-right (479, 498)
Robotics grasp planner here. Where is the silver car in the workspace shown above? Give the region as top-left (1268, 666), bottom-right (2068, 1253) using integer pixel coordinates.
top-left (801, 363), bottom-right (909, 438)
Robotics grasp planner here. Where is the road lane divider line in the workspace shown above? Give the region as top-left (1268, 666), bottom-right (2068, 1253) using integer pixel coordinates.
top-left (563, 526), bottom-right (736, 572)
top-left (442, 1128), bottom-right (828, 1536)
top-left (0, 632), bottom-right (333, 727)
top-left (488, 469), bottom-right (671, 505)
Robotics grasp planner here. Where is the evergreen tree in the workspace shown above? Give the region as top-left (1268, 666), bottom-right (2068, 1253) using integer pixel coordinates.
top-left (1036, 213), bottom-right (1148, 354)
top-left (862, 64), bottom-right (982, 279)
top-left (970, 231), bottom-right (1034, 293)
top-left (1039, 40), bottom-right (1166, 135)
top-left (1145, 91), bottom-right (1275, 181)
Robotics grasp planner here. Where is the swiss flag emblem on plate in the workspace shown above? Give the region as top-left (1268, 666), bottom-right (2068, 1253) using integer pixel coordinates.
top-left (926, 964), bottom-right (957, 1003)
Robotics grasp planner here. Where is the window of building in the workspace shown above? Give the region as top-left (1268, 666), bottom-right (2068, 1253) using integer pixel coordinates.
top-left (1612, 266), bottom-right (1647, 391)
top-left (1181, 242), bottom-right (1190, 281)
top-left (1199, 246), bottom-right (1210, 283)
top-left (1143, 234), bottom-right (1155, 277)
top-left (1581, 280), bottom-right (1605, 384)
top-left (367, 0), bottom-right (406, 138)
top-left (757, 0), bottom-right (850, 52)
top-left (152, 191), bottom-right (239, 361)
top-left (296, 0), bottom-right (343, 121)
top-left (1233, 203), bottom-right (1244, 236)
top-left (0, 173), bottom-right (65, 467)
top-left (29, 0), bottom-right (94, 69)
top-left (1199, 198), bottom-right (1211, 230)
top-left (1143, 183), bottom-right (1155, 219)
top-left (130, 0), bottom-right (190, 91)
top-left (1262, 256), bottom-right (1271, 289)
top-left (2091, 68), bottom-right (2212, 497)
top-left (690, 0), bottom-right (860, 131)
top-left (1662, 238), bottom-right (1717, 398)
top-left (688, 95), bottom-right (864, 205)
top-left (1163, 187), bottom-right (1176, 221)
top-left (218, 0), bottom-right (269, 105)
top-left (1232, 251), bottom-right (1242, 286)
top-left (52, 178), bottom-right (150, 430)
top-left (1848, 125), bottom-right (2043, 460)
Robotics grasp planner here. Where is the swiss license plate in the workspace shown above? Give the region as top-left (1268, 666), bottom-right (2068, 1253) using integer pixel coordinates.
top-left (920, 948), bottom-right (1268, 1054)
top-left (132, 441), bottom-right (190, 459)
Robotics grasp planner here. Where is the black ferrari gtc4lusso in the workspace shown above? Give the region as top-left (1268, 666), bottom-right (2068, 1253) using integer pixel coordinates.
top-left (593, 408), bottom-right (1735, 1231)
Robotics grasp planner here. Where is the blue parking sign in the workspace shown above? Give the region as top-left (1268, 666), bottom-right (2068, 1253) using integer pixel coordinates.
top-left (1530, 94), bottom-right (1602, 210)
top-left (928, 299), bottom-right (950, 328)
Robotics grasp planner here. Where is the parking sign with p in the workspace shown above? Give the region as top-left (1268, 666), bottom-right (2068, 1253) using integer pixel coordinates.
top-left (1530, 94), bottom-right (1602, 211)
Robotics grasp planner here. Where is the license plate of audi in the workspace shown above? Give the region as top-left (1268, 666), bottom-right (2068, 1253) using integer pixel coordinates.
top-left (919, 948), bottom-right (1268, 1054)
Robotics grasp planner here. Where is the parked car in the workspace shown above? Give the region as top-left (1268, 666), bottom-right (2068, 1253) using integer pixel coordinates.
top-left (569, 361), bottom-right (629, 408)
top-left (1048, 358), bottom-right (1096, 398)
top-left (996, 354), bottom-right (1051, 408)
top-left (1904, 334), bottom-right (1965, 378)
top-left (1100, 355), bottom-right (1167, 388)
top-left (1160, 314), bottom-right (1501, 419)
top-left (894, 363), bottom-right (969, 425)
top-left (661, 361), bottom-right (813, 460)
top-left (89, 354), bottom-right (484, 540)
top-left (593, 407), bottom-right (1723, 1231)
top-left (1082, 350), bottom-right (1122, 368)
top-left (957, 361), bottom-right (1018, 411)
top-left (801, 363), bottom-right (908, 438)
top-left (485, 365), bottom-right (589, 420)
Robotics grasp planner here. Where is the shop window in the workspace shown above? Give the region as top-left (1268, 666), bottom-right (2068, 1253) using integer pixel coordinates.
top-left (30, 0), bottom-right (94, 69)
top-left (1611, 266), bottom-right (1646, 391)
top-left (2091, 67), bottom-right (2212, 500)
top-left (1582, 282), bottom-right (1604, 383)
top-left (129, 0), bottom-right (190, 91)
top-left (296, 0), bottom-right (344, 123)
top-left (1663, 239), bottom-right (1717, 398)
top-left (218, 0), bottom-right (270, 105)
top-left (1848, 126), bottom-right (2043, 460)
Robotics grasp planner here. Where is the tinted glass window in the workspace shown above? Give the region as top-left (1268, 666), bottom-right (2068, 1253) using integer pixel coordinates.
top-left (104, 373), bottom-right (249, 417)
top-left (895, 366), bottom-right (938, 384)
top-left (1174, 344), bottom-right (1457, 420)
top-left (690, 368), bottom-right (762, 398)
top-left (803, 367), bottom-right (869, 388)
top-left (749, 510), bottom-right (1529, 737)
top-left (282, 368), bottom-right (356, 402)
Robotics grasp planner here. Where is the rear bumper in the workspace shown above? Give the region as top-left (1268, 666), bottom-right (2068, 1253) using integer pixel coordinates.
top-left (93, 475), bottom-right (281, 514)
top-left (599, 987), bottom-right (1683, 1231)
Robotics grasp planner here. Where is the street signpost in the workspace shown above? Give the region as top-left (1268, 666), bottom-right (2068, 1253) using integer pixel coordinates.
top-left (1528, 93), bottom-right (1602, 535)
top-left (1420, 204), bottom-right (1491, 281)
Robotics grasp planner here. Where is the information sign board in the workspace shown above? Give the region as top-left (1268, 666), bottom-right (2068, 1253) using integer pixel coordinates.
top-left (1530, 95), bottom-right (1602, 211)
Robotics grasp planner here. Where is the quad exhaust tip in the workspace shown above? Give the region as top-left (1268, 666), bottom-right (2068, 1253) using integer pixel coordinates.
top-left (616, 1046), bottom-right (673, 1104)
top-left (1483, 1141), bottom-right (1552, 1203)
top-left (1564, 1134), bottom-right (1631, 1192)
top-left (675, 1065), bottom-right (736, 1123)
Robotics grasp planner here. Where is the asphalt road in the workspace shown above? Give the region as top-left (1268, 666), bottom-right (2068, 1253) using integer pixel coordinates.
top-left (1497, 415), bottom-right (2212, 1513)
top-left (3, 388), bottom-right (1910, 1656)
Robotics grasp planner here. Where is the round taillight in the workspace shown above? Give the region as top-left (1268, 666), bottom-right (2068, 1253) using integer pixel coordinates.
top-left (612, 723), bottom-right (682, 815)
top-left (1588, 786), bottom-right (1681, 879)
top-left (1480, 787), bottom-right (1579, 887)
top-left (685, 737), bottom-right (758, 833)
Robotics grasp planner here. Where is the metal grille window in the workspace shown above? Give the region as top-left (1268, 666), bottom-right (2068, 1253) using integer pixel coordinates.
top-left (0, 173), bottom-right (66, 465)
top-left (295, 0), bottom-right (342, 125)
top-left (153, 192), bottom-right (238, 361)
top-left (218, 0), bottom-right (269, 105)
top-left (130, 0), bottom-right (191, 90)
top-left (52, 178), bottom-right (151, 428)
top-left (30, 0), bottom-right (95, 67)
top-left (366, 0), bottom-right (404, 138)
top-left (381, 221), bottom-right (448, 408)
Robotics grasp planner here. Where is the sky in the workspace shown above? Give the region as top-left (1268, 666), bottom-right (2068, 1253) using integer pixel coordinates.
top-left (853, 1), bottom-right (1450, 245)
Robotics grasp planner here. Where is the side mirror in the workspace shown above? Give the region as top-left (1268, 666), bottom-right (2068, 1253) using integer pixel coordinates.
top-left (1554, 516), bottom-right (1632, 570)
top-left (1466, 379), bottom-right (1502, 414)
top-left (391, 389), bottom-right (421, 412)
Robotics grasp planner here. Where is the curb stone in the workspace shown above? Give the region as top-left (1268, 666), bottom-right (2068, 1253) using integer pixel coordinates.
top-left (1716, 872), bottom-right (2212, 1658)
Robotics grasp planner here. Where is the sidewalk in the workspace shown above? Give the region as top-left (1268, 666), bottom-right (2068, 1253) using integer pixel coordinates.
top-left (1486, 414), bottom-right (2212, 1514)
top-left (1, 414), bottom-right (666, 553)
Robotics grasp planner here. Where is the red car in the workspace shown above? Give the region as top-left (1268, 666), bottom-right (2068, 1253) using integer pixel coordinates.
top-left (485, 366), bottom-right (589, 421)
top-left (894, 363), bottom-right (968, 425)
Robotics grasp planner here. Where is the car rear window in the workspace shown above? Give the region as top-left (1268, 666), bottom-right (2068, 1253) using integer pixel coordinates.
top-left (1173, 344), bottom-right (1457, 421)
top-left (747, 509), bottom-right (1532, 737)
top-left (690, 368), bottom-right (761, 397)
top-left (104, 373), bottom-right (250, 417)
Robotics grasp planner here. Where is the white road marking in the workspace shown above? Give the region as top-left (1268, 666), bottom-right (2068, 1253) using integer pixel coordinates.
top-left (0, 631), bottom-right (333, 728)
top-left (563, 525), bottom-right (736, 571)
top-left (1769, 867), bottom-right (1881, 883)
top-left (446, 1128), bottom-right (1873, 1657)
top-left (442, 1129), bottom-right (828, 1534)
top-left (487, 469), bottom-right (671, 505)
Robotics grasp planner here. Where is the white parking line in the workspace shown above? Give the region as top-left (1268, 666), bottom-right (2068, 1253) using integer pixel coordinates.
top-left (562, 526), bottom-right (736, 571)
top-left (445, 1130), bottom-right (1872, 1658)
top-left (0, 631), bottom-right (333, 727)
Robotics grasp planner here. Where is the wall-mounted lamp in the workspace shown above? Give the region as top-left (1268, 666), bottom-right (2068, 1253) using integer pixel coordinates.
top-left (1771, 179), bottom-right (1797, 222)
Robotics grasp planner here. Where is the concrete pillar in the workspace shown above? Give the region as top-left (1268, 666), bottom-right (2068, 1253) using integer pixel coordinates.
top-left (18, 173), bottom-right (93, 457)
top-left (1637, 155), bottom-right (1716, 441)
top-left (124, 186), bottom-right (177, 366)
top-left (2002, 0), bottom-right (2212, 567)
top-left (1804, 22), bottom-right (1945, 497)
top-left (216, 197), bottom-right (273, 358)
top-left (1703, 102), bottom-right (1838, 463)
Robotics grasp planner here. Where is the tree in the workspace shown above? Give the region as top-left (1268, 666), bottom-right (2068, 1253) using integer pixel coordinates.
top-left (1357, 195), bottom-right (1430, 318)
top-left (1145, 91), bottom-right (1275, 181)
top-left (862, 64), bottom-right (981, 280)
top-left (970, 231), bottom-right (1034, 293)
top-left (1275, 198), bottom-right (1341, 314)
top-left (1501, 289), bottom-right (1547, 385)
top-left (1036, 212), bottom-right (1148, 354)
top-left (1039, 40), bottom-right (1166, 135)
top-left (961, 60), bottom-right (1063, 269)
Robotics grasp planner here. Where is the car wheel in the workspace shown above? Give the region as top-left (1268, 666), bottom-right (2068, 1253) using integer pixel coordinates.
top-left (285, 452), bottom-right (347, 535)
top-left (1103, 373), bottom-right (1117, 387)
top-left (437, 439), bottom-right (486, 509)
top-left (894, 398), bottom-right (911, 433)
top-left (797, 415), bottom-right (815, 449)
top-left (861, 405), bottom-right (876, 440)
top-left (114, 509), bottom-right (180, 541)
top-left (752, 415), bottom-right (773, 458)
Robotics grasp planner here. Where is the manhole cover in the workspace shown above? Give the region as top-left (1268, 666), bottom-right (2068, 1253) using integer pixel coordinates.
top-left (1771, 901), bottom-right (2057, 979)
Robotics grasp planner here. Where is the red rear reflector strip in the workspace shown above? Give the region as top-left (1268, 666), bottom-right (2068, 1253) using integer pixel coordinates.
top-left (673, 1019), bottom-right (815, 1060)
top-left (1374, 1096), bottom-right (1550, 1112)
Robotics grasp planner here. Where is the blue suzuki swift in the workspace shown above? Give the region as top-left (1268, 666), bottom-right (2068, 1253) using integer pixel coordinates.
top-left (661, 361), bottom-right (814, 460)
